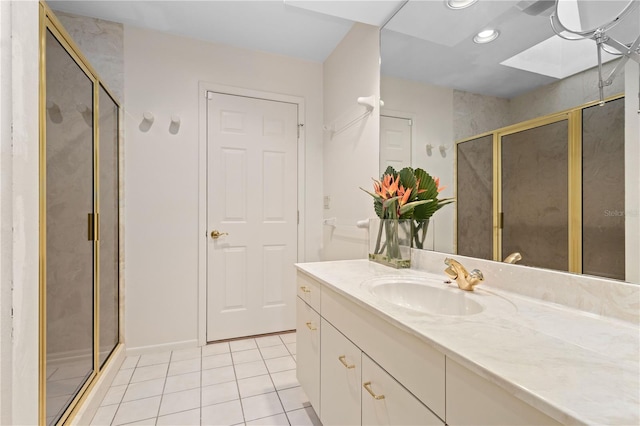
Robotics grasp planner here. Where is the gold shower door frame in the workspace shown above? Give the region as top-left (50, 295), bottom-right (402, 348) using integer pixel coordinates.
top-left (455, 94), bottom-right (624, 274)
top-left (38, 2), bottom-right (122, 425)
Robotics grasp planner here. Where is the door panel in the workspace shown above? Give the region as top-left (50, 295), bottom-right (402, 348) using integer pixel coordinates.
top-left (45, 29), bottom-right (95, 426)
top-left (501, 120), bottom-right (569, 271)
top-left (207, 92), bottom-right (298, 341)
top-left (380, 115), bottom-right (411, 174)
top-left (98, 85), bottom-right (120, 368)
top-left (320, 319), bottom-right (361, 426)
top-left (582, 98), bottom-right (625, 280)
top-left (362, 354), bottom-right (443, 426)
top-left (296, 298), bottom-right (321, 413)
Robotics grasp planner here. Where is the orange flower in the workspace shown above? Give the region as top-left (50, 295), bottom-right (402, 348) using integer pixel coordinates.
top-left (435, 177), bottom-right (446, 193)
top-left (397, 185), bottom-right (412, 207)
top-left (373, 173), bottom-right (401, 200)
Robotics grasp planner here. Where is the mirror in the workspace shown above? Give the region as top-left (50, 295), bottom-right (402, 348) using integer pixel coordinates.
top-left (555, 0), bottom-right (637, 34)
top-left (380, 0), bottom-right (639, 283)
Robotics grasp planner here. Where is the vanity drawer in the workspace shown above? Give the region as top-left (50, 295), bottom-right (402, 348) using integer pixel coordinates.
top-left (297, 271), bottom-right (321, 312)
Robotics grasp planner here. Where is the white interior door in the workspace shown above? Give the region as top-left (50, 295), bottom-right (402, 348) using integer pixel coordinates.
top-left (380, 115), bottom-right (412, 174)
top-left (206, 92), bottom-right (298, 342)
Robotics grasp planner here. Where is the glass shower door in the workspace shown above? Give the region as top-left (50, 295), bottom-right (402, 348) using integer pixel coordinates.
top-left (45, 29), bottom-right (95, 425)
top-left (98, 85), bottom-right (120, 367)
top-left (500, 119), bottom-right (569, 271)
top-left (582, 98), bottom-right (625, 280)
top-left (456, 135), bottom-right (493, 260)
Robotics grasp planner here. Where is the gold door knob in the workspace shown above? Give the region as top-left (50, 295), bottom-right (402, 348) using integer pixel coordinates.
top-left (210, 230), bottom-right (229, 239)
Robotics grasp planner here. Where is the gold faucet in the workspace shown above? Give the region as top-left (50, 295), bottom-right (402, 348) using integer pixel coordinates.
top-left (503, 252), bottom-right (522, 264)
top-left (444, 258), bottom-right (484, 291)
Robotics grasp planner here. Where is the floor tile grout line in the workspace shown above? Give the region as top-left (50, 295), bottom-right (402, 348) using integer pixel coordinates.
top-left (231, 342), bottom-right (249, 424)
top-left (109, 362), bottom-right (137, 426)
top-left (152, 351), bottom-right (172, 424)
top-left (257, 340), bottom-right (291, 426)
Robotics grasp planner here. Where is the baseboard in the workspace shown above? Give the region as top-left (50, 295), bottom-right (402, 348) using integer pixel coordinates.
top-left (47, 348), bottom-right (93, 367)
top-left (125, 339), bottom-right (199, 357)
top-left (70, 344), bottom-right (125, 426)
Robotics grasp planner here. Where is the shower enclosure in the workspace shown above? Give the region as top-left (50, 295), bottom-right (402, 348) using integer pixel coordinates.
top-left (39, 3), bottom-right (121, 425)
top-left (456, 96), bottom-right (625, 280)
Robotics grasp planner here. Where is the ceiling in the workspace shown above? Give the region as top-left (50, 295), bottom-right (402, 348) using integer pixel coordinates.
top-left (48, 0), bottom-right (638, 99)
top-left (48, 0), bottom-right (403, 62)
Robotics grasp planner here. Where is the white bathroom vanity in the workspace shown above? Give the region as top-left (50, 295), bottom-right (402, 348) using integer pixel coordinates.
top-left (295, 255), bottom-right (639, 426)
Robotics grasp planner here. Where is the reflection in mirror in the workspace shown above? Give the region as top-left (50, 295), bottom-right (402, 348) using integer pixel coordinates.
top-left (502, 119), bottom-right (569, 272)
top-left (456, 135), bottom-right (493, 260)
top-left (582, 98), bottom-right (626, 280)
top-left (555, 0), bottom-right (637, 33)
top-left (551, 0), bottom-right (640, 103)
top-left (380, 115), bottom-right (412, 174)
top-left (380, 0), bottom-right (639, 283)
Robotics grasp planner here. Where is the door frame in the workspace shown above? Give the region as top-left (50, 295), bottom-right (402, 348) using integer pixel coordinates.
top-left (197, 82), bottom-right (306, 346)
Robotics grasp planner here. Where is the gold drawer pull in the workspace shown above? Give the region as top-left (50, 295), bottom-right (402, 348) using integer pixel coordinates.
top-left (363, 382), bottom-right (385, 400)
top-left (305, 321), bottom-right (317, 331)
top-left (300, 286), bottom-right (311, 293)
top-left (338, 355), bottom-right (355, 369)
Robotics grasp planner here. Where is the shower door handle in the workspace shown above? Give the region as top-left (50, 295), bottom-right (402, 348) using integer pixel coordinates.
top-left (211, 230), bottom-right (229, 239)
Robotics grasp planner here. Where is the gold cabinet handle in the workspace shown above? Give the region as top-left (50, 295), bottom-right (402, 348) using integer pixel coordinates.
top-left (211, 230), bottom-right (229, 239)
top-left (338, 355), bottom-right (355, 369)
top-left (305, 321), bottom-right (317, 331)
top-left (300, 286), bottom-right (311, 293)
top-left (363, 382), bottom-right (385, 400)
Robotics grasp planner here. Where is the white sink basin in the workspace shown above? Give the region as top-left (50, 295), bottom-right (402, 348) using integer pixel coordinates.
top-left (363, 276), bottom-right (484, 316)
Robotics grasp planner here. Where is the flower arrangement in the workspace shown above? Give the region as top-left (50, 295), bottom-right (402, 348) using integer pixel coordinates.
top-left (361, 166), bottom-right (454, 266)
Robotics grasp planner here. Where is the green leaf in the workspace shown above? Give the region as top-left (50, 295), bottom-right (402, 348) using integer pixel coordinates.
top-left (374, 199), bottom-right (383, 218)
top-left (382, 165), bottom-right (397, 179)
top-left (360, 186), bottom-right (381, 199)
top-left (399, 198), bottom-right (432, 215)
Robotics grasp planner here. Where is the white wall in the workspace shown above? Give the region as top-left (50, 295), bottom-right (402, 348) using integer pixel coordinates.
top-left (0, 1), bottom-right (40, 424)
top-left (625, 61), bottom-right (639, 283)
top-left (381, 75), bottom-right (455, 253)
top-left (0, 2), bottom-right (11, 421)
top-left (124, 26), bottom-right (323, 351)
top-left (322, 23), bottom-right (380, 260)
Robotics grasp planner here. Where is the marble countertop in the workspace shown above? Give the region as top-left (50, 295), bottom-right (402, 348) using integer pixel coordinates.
top-left (295, 259), bottom-right (640, 426)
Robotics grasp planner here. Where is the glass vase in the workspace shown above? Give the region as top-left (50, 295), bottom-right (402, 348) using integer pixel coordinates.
top-left (411, 219), bottom-right (431, 250)
top-left (369, 218), bottom-right (412, 268)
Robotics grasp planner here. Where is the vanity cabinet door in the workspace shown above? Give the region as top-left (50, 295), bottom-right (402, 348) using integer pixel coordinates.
top-left (362, 354), bottom-right (443, 426)
top-left (446, 358), bottom-right (561, 426)
top-left (320, 319), bottom-right (361, 426)
top-left (296, 297), bottom-right (321, 413)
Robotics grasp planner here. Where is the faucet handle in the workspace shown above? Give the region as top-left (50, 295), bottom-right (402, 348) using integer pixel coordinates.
top-left (470, 269), bottom-right (484, 281)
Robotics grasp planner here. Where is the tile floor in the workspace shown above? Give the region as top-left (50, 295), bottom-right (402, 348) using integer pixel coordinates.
top-left (91, 332), bottom-right (322, 426)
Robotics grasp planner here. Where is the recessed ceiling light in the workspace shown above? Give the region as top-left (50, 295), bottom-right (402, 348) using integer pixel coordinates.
top-left (446, 0), bottom-right (479, 10)
top-left (473, 29), bottom-right (500, 44)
